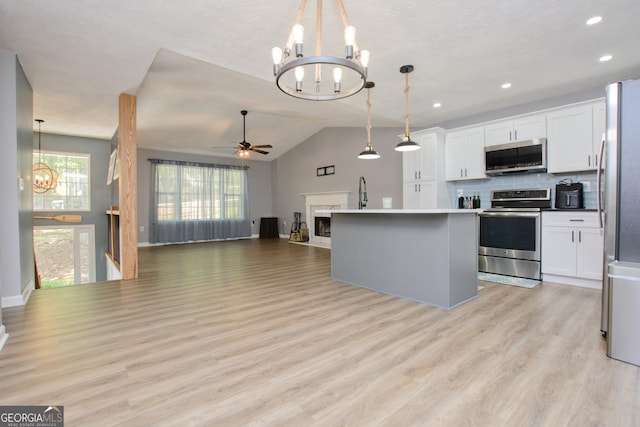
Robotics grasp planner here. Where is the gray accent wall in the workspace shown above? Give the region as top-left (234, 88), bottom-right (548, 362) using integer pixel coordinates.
top-left (137, 148), bottom-right (273, 244)
top-left (272, 126), bottom-right (404, 233)
top-left (33, 133), bottom-right (113, 282)
top-left (0, 51), bottom-right (34, 306)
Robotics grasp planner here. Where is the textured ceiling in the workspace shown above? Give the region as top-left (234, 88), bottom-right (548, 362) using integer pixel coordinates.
top-left (1, 0), bottom-right (639, 160)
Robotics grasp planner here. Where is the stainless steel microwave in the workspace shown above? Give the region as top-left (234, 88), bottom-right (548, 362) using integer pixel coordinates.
top-left (484, 138), bottom-right (547, 175)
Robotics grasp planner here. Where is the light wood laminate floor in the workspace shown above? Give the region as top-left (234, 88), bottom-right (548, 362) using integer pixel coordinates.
top-left (1, 238), bottom-right (638, 426)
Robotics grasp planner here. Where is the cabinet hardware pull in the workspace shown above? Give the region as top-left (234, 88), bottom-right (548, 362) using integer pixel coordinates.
top-left (514, 130), bottom-right (517, 140)
top-left (572, 230), bottom-right (575, 242)
top-left (460, 168), bottom-right (463, 177)
top-left (418, 171), bottom-right (421, 180)
top-left (509, 131), bottom-right (512, 141)
top-left (418, 183), bottom-right (421, 192)
top-left (465, 168), bottom-right (468, 177)
top-left (579, 230), bottom-right (582, 243)
top-left (588, 155), bottom-right (591, 167)
top-left (415, 183), bottom-right (418, 192)
top-left (569, 219), bottom-right (584, 222)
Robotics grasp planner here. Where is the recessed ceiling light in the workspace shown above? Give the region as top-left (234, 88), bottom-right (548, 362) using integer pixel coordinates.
top-left (501, 83), bottom-right (512, 89)
top-left (433, 103), bottom-right (442, 108)
top-left (600, 54), bottom-right (613, 62)
top-left (586, 16), bottom-right (602, 25)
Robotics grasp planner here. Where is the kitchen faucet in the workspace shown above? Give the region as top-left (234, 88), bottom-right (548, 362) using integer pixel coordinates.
top-left (358, 176), bottom-right (368, 209)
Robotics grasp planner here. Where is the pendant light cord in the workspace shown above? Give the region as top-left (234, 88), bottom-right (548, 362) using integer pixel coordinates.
top-left (366, 87), bottom-right (372, 146)
top-left (404, 72), bottom-right (411, 137)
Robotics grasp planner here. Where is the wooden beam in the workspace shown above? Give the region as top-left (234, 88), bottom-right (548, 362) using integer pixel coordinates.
top-left (118, 93), bottom-right (138, 279)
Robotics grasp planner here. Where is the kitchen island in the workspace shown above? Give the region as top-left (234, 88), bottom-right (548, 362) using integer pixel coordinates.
top-left (321, 209), bottom-right (480, 309)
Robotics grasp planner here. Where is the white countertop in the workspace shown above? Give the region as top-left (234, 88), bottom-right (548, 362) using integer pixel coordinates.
top-left (316, 209), bottom-right (483, 214)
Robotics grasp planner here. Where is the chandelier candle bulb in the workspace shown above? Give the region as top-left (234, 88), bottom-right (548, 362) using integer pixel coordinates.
top-left (293, 24), bottom-right (304, 57)
top-left (333, 67), bottom-right (342, 93)
top-left (272, 47), bottom-right (283, 75)
top-left (344, 25), bottom-right (356, 59)
top-left (360, 50), bottom-right (370, 68)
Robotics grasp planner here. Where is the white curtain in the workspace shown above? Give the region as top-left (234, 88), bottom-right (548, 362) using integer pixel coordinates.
top-left (149, 159), bottom-right (251, 244)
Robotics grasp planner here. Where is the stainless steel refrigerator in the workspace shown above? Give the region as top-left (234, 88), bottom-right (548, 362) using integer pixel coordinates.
top-left (599, 79), bottom-right (640, 366)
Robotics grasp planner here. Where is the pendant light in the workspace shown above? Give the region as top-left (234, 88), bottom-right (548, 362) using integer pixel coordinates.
top-left (32, 119), bottom-right (59, 194)
top-left (395, 65), bottom-right (420, 152)
top-left (358, 81), bottom-right (380, 159)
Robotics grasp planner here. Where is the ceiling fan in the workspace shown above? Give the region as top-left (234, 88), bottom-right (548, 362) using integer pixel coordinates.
top-left (230, 110), bottom-right (272, 158)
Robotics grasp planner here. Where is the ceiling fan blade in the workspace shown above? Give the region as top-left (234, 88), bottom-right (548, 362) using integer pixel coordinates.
top-left (252, 144), bottom-right (273, 148)
top-left (250, 148), bottom-right (269, 155)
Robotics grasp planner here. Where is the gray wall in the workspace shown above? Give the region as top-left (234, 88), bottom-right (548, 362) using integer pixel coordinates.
top-left (137, 148), bottom-right (273, 244)
top-left (33, 133), bottom-right (113, 282)
top-left (272, 126), bottom-right (404, 232)
top-left (0, 51), bottom-right (34, 306)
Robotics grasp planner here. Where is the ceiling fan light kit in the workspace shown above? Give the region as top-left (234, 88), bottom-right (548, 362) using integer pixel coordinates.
top-left (395, 65), bottom-right (421, 152)
top-left (272, 0), bottom-right (370, 101)
top-left (233, 110), bottom-right (272, 159)
top-left (358, 81), bottom-right (380, 159)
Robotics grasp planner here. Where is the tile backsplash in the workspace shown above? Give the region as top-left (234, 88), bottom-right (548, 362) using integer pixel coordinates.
top-left (451, 171), bottom-right (598, 209)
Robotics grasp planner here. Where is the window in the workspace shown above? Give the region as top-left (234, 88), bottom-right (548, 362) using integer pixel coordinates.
top-left (155, 164), bottom-right (246, 221)
top-left (33, 151), bottom-right (90, 211)
top-left (149, 160), bottom-right (251, 244)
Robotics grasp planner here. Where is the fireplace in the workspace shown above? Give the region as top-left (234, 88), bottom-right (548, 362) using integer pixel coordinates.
top-left (301, 191), bottom-right (350, 248)
top-left (315, 216), bottom-right (331, 237)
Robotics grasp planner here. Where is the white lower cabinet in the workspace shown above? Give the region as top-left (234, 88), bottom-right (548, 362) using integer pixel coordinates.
top-left (541, 212), bottom-right (604, 285)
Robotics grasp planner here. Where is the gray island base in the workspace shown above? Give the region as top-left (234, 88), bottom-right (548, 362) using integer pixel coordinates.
top-left (325, 209), bottom-right (480, 309)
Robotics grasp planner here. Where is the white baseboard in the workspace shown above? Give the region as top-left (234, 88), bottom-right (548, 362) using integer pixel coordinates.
top-left (0, 325), bottom-right (8, 352)
top-left (542, 274), bottom-right (602, 289)
top-left (1, 279), bottom-right (34, 308)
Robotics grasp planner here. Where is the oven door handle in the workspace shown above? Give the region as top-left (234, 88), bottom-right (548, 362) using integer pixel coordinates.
top-left (479, 212), bottom-right (540, 218)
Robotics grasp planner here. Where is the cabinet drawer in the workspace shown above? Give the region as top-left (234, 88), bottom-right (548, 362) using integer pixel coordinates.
top-left (542, 211), bottom-right (600, 227)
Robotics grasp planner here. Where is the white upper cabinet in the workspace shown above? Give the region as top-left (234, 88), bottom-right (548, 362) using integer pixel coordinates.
top-left (547, 101), bottom-right (605, 173)
top-left (445, 126), bottom-right (486, 181)
top-left (484, 114), bottom-right (547, 147)
top-left (402, 128), bottom-right (450, 208)
top-left (402, 131), bottom-right (439, 182)
top-left (592, 101), bottom-right (606, 164)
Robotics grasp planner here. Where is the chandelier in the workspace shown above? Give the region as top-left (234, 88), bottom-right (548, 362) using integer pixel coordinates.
top-left (271, 0), bottom-right (370, 101)
top-left (395, 65), bottom-right (421, 152)
top-left (32, 119), bottom-right (59, 194)
top-left (358, 82), bottom-right (380, 159)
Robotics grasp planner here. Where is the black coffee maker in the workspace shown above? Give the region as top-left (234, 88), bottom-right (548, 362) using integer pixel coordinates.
top-left (555, 179), bottom-right (584, 209)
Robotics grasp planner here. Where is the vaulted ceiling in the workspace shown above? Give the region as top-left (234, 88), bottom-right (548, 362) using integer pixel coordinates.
top-left (1, 0), bottom-right (639, 160)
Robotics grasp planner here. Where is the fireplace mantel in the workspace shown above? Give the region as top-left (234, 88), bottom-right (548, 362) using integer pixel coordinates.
top-left (301, 191), bottom-right (350, 248)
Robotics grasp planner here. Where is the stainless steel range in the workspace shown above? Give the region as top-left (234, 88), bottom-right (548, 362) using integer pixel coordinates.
top-left (478, 188), bottom-right (551, 280)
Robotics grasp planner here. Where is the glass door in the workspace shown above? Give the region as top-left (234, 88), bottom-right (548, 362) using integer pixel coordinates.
top-left (34, 225), bottom-right (96, 288)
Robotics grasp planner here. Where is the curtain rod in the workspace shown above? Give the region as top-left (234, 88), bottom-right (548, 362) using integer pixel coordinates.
top-left (147, 158), bottom-right (249, 169)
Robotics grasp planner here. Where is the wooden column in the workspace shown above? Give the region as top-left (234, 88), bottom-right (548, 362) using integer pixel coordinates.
top-left (118, 93), bottom-right (138, 279)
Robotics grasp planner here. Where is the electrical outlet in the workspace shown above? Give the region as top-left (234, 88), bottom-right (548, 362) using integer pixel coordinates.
top-left (457, 189), bottom-right (464, 197)
top-left (582, 181), bottom-right (591, 191)
top-left (139, 226), bottom-right (144, 232)
top-left (283, 221), bottom-right (287, 230)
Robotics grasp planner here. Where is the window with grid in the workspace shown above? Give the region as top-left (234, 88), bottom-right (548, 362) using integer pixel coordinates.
top-left (33, 151), bottom-right (90, 211)
top-left (154, 163), bottom-right (247, 222)
top-left (149, 160), bottom-right (251, 244)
